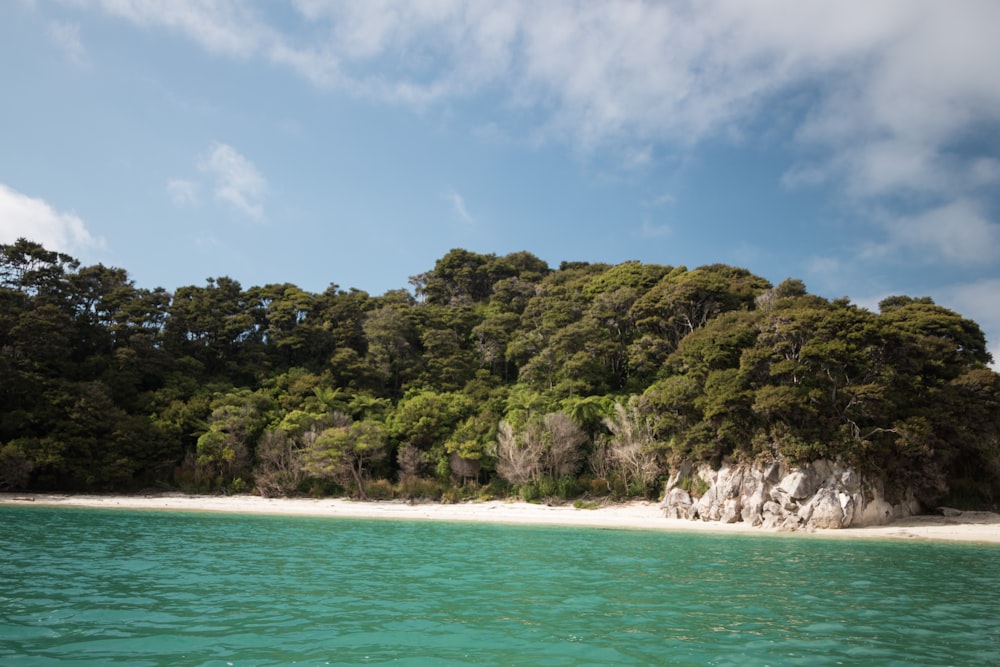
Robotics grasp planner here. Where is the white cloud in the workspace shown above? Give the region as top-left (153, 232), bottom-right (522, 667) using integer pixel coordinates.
top-left (445, 189), bottom-right (475, 224)
top-left (79, 1), bottom-right (1000, 264)
top-left (0, 183), bottom-right (103, 256)
top-left (198, 143), bottom-right (267, 220)
top-left (167, 178), bottom-right (199, 207)
top-left (47, 21), bottom-right (88, 66)
top-left (773, 2), bottom-right (1000, 247)
top-left (622, 146), bottom-right (653, 170)
top-left (645, 192), bottom-right (676, 208)
top-left (805, 255), bottom-right (841, 273)
top-left (80, 2), bottom-right (1000, 155)
top-left (93, 0), bottom-right (269, 58)
top-left (636, 219), bottom-right (671, 239)
top-left (872, 200), bottom-right (1000, 265)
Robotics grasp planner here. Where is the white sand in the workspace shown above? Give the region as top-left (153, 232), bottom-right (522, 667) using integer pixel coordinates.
top-left (3, 493), bottom-right (999, 544)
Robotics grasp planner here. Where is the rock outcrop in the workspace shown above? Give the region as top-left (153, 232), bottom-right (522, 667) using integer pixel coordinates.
top-left (661, 459), bottom-right (919, 530)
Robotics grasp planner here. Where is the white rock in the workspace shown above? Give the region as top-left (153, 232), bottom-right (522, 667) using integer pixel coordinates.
top-left (778, 469), bottom-right (818, 500)
top-left (859, 497), bottom-right (895, 526)
top-left (661, 487), bottom-right (693, 519)
top-left (660, 458), bottom-right (919, 531)
top-left (807, 488), bottom-right (847, 529)
top-left (720, 498), bottom-right (742, 524)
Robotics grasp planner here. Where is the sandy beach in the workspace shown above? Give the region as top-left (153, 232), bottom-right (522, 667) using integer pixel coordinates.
top-left (3, 492), bottom-right (999, 544)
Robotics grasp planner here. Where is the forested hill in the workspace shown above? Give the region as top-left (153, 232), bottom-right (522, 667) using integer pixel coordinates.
top-left (2, 239), bottom-right (998, 509)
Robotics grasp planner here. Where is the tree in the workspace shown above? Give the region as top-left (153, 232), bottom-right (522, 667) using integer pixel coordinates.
top-left (494, 412), bottom-right (587, 487)
top-left (194, 388), bottom-right (275, 489)
top-left (562, 394), bottom-right (614, 439)
top-left (165, 277), bottom-right (262, 382)
top-left (414, 248), bottom-right (496, 305)
top-left (305, 419), bottom-right (388, 499)
top-left (0, 238), bottom-right (79, 296)
top-left (388, 389), bottom-right (475, 477)
top-left (495, 420), bottom-right (544, 486)
top-left (1, 240), bottom-right (997, 504)
top-left (254, 429), bottom-right (306, 498)
top-left (542, 412), bottom-right (587, 478)
top-left (601, 401), bottom-right (663, 495)
top-left (631, 264), bottom-right (770, 350)
top-left (248, 283), bottom-right (315, 368)
top-left (443, 406), bottom-right (502, 481)
top-left (414, 248), bottom-right (548, 306)
top-left (0, 440), bottom-right (34, 490)
top-left (363, 291), bottom-right (421, 398)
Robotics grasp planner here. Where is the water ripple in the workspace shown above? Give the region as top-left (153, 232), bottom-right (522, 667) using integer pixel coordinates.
top-left (2, 506), bottom-right (999, 665)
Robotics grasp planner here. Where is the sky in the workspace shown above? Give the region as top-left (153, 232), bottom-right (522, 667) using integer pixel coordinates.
top-left (2, 1), bottom-right (999, 365)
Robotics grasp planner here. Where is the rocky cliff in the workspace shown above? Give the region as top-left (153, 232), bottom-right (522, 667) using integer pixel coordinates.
top-left (661, 459), bottom-right (921, 530)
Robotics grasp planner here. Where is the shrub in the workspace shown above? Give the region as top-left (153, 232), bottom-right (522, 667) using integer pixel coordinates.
top-left (365, 478), bottom-right (395, 500)
top-left (481, 476), bottom-right (512, 498)
top-left (940, 477), bottom-right (998, 511)
top-left (0, 441), bottom-right (34, 491)
top-left (677, 474), bottom-right (710, 497)
top-left (579, 475), bottom-right (611, 497)
top-left (556, 475), bottom-right (583, 499)
top-left (441, 488), bottom-right (465, 504)
top-left (397, 476), bottom-right (447, 500)
top-left (305, 478), bottom-right (342, 498)
top-left (517, 482), bottom-right (541, 502)
top-left (536, 476), bottom-right (558, 498)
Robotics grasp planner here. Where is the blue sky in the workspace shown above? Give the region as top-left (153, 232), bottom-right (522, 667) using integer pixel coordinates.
top-left (2, 1), bottom-right (999, 364)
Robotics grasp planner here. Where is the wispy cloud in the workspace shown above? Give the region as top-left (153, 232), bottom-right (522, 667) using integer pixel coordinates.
top-left (92, 0), bottom-right (268, 58)
top-left (74, 2), bottom-right (1000, 272)
top-left (78, 3), bottom-right (1000, 161)
top-left (166, 178), bottom-right (199, 207)
top-left (622, 146), bottom-right (653, 170)
top-left (636, 218), bottom-right (671, 239)
top-left (445, 189), bottom-right (475, 224)
top-left (47, 20), bottom-right (88, 66)
top-left (197, 143), bottom-right (268, 220)
top-left (644, 192), bottom-right (677, 208)
top-left (867, 199), bottom-right (1000, 265)
top-left (0, 183), bottom-right (103, 256)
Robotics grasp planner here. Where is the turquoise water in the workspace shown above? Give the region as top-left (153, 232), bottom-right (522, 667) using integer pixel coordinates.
top-left (1, 507), bottom-right (998, 666)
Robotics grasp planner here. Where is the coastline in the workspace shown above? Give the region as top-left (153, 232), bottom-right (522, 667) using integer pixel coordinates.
top-left (3, 492), bottom-right (999, 544)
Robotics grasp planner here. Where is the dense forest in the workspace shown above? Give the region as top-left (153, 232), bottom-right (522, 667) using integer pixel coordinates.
top-left (2, 239), bottom-right (998, 509)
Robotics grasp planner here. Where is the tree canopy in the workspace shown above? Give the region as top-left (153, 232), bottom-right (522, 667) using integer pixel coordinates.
top-left (1, 239), bottom-right (997, 509)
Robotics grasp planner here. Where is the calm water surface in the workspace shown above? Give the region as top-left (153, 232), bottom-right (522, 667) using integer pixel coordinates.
top-left (1, 506), bottom-right (998, 666)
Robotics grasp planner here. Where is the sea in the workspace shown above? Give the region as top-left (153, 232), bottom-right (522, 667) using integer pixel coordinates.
top-left (1, 505), bottom-right (998, 666)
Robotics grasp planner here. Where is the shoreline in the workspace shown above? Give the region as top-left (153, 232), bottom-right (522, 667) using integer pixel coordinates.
top-left (3, 492), bottom-right (1000, 544)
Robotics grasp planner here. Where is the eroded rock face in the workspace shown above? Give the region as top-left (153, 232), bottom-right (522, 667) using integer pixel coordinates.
top-left (660, 458), bottom-right (917, 530)
top-left (662, 487), bottom-right (693, 519)
top-left (778, 470), bottom-right (817, 500)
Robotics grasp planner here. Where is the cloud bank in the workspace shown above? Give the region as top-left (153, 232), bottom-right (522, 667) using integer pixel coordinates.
top-left (0, 183), bottom-right (103, 257)
top-left (55, 1), bottom-right (1000, 273)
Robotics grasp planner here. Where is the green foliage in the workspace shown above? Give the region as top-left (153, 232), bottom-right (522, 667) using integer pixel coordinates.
top-left (0, 440), bottom-right (35, 490)
top-left (397, 476), bottom-right (449, 500)
top-left (676, 474), bottom-right (710, 497)
top-left (389, 389), bottom-right (474, 450)
top-left (573, 499), bottom-right (601, 510)
top-left (364, 478), bottom-right (396, 500)
top-left (194, 388), bottom-right (276, 489)
top-left (305, 418), bottom-right (389, 498)
top-left (1, 238), bottom-right (997, 507)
